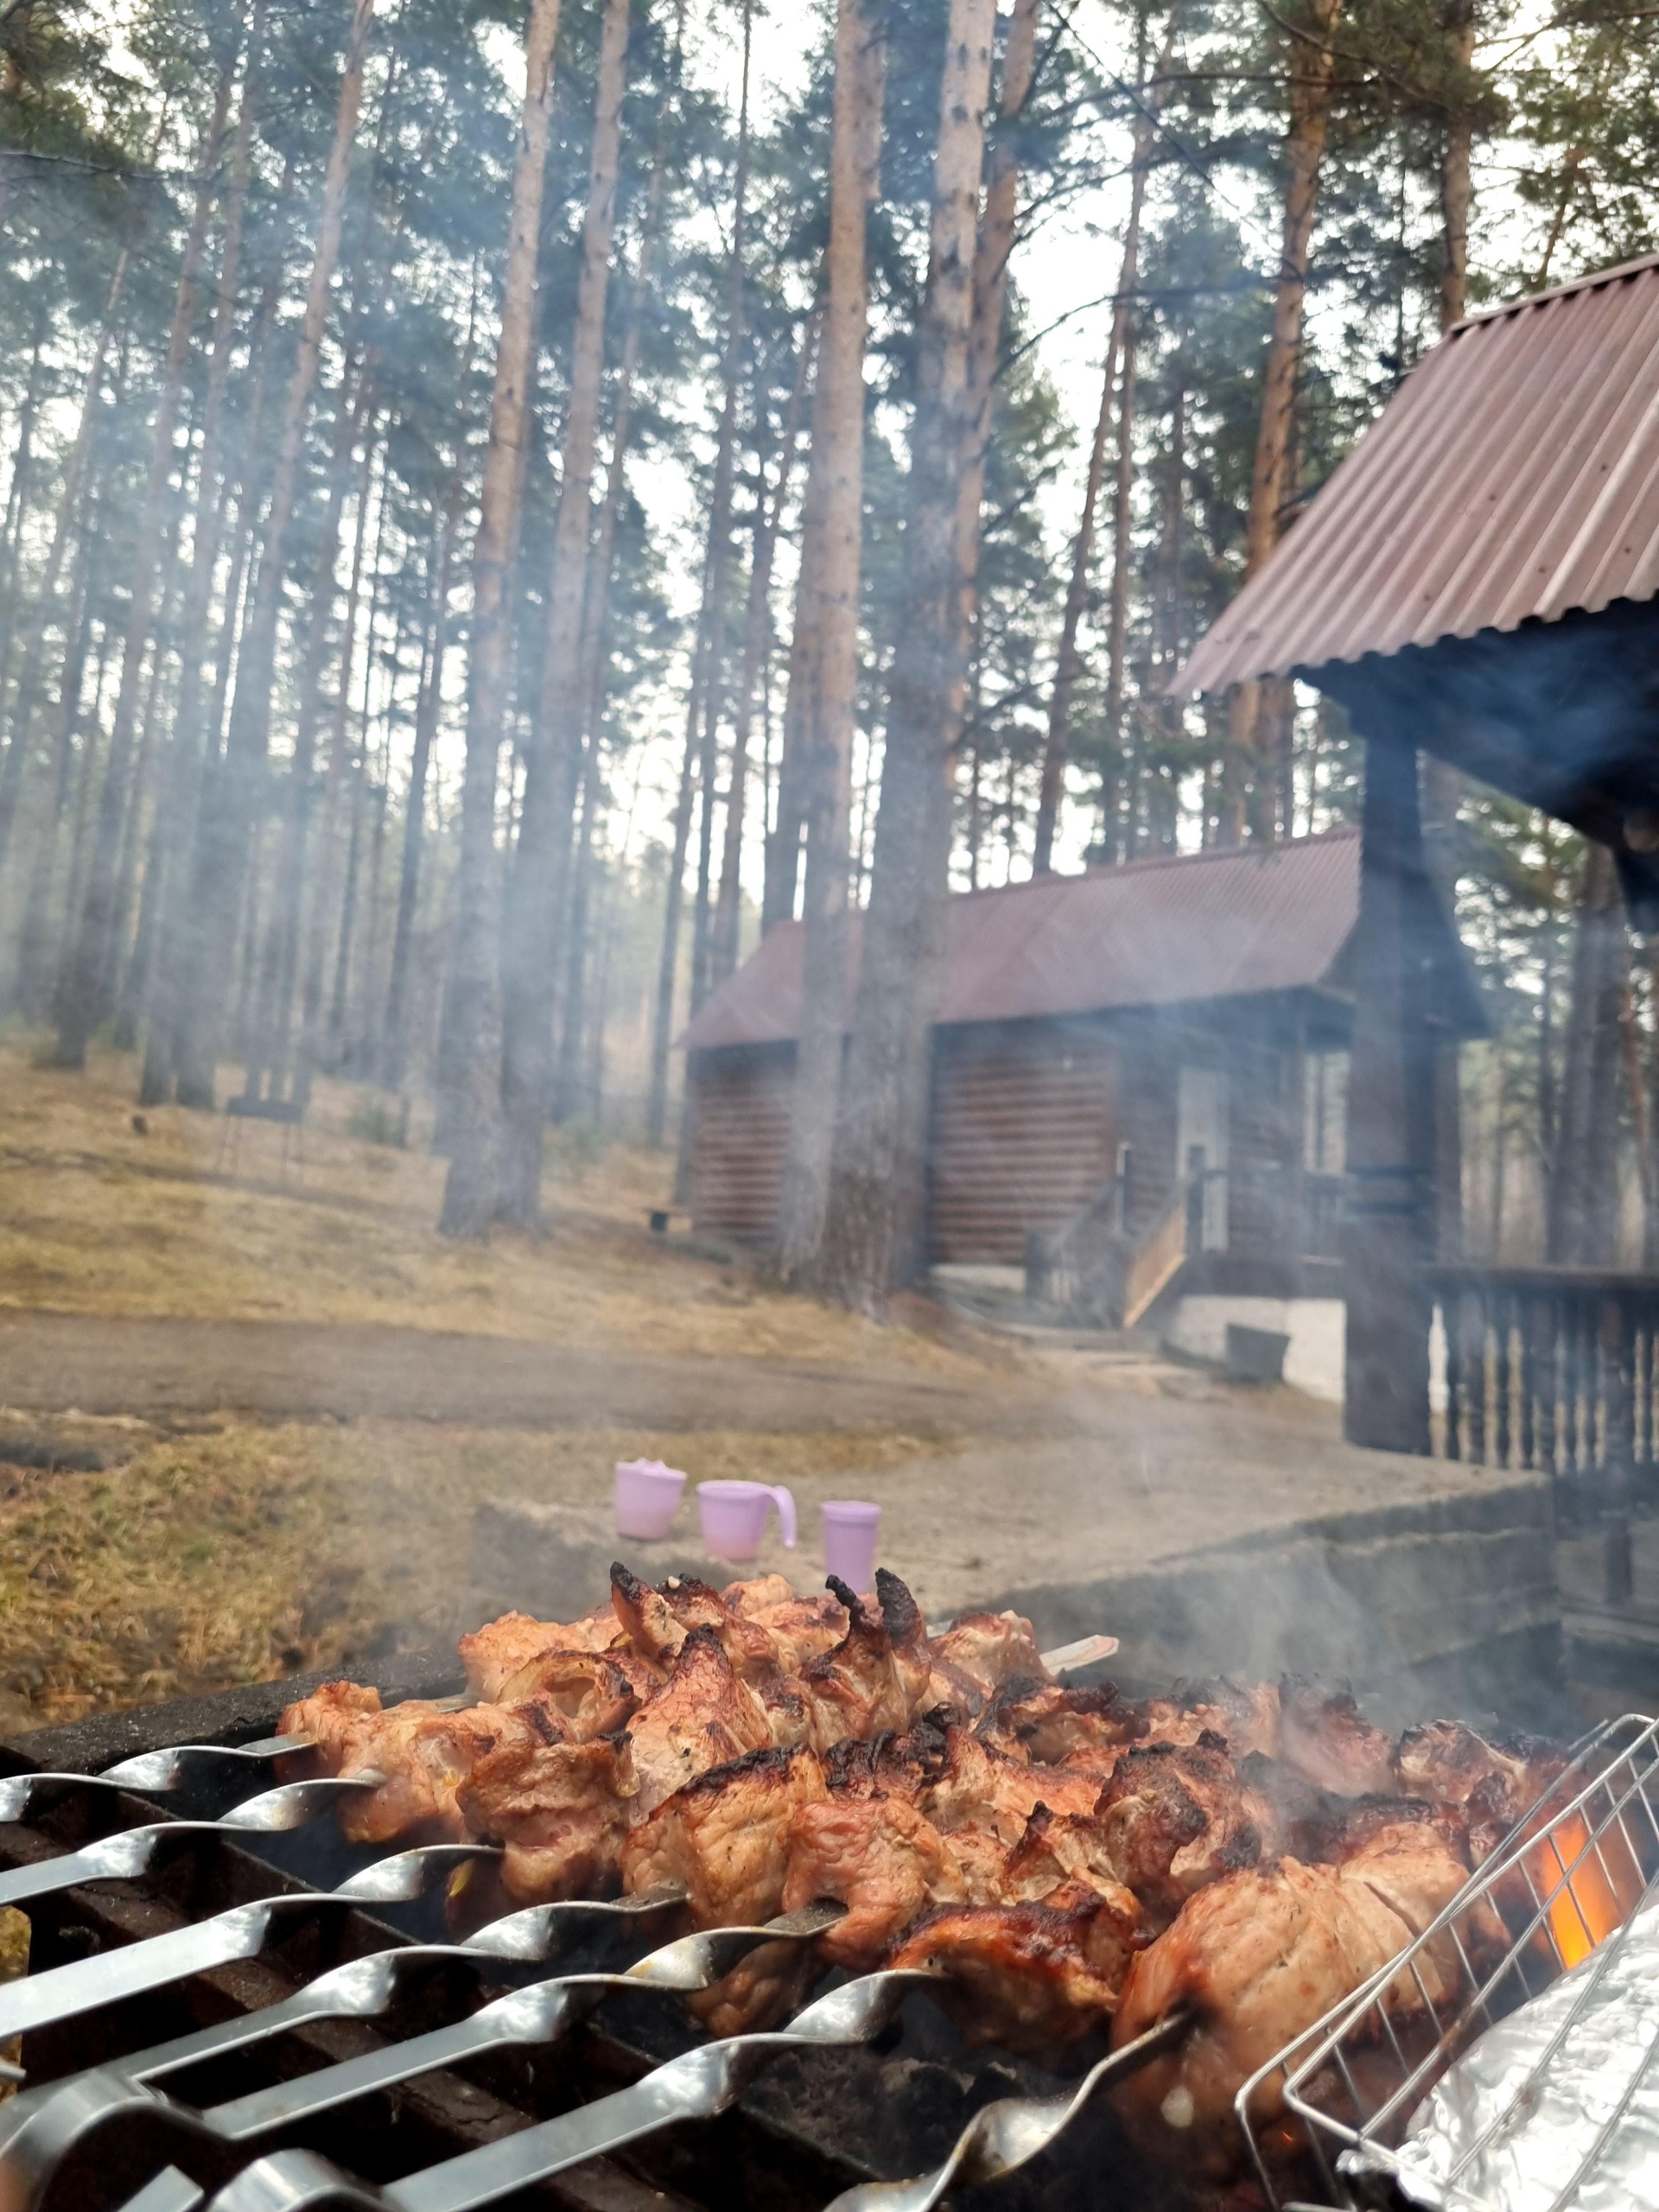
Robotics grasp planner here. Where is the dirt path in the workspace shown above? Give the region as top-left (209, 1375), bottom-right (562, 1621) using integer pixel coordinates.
top-left (0, 1307), bottom-right (1054, 1437)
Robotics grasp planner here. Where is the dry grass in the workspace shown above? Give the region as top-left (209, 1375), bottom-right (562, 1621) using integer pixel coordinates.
top-left (0, 1414), bottom-right (964, 1731)
top-left (0, 1039), bottom-right (1006, 1376)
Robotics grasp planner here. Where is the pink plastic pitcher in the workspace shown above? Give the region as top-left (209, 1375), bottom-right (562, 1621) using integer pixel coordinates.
top-left (822, 1500), bottom-right (881, 1593)
top-left (696, 1480), bottom-right (798, 1561)
top-left (614, 1459), bottom-right (686, 1541)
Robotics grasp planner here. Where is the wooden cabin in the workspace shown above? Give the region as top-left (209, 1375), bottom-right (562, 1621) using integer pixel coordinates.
top-left (681, 830), bottom-right (1481, 1399)
top-left (1179, 252), bottom-right (1659, 1462)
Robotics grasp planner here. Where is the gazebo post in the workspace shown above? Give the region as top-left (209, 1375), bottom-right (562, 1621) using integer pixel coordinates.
top-left (1343, 723), bottom-right (1436, 1453)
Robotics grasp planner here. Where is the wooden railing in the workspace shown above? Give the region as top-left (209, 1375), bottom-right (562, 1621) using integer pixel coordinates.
top-left (1124, 1181), bottom-right (1190, 1326)
top-left (1432, 1266), bottom-right (1659, 1521)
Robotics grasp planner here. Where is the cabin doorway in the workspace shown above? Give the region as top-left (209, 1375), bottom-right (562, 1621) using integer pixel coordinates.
top-left (1177, 1065), bottom-right (1230, 1251)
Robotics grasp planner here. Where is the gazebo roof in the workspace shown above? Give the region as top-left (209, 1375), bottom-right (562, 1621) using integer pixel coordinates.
top-left (1178, 254), bottom-right (1659, 696)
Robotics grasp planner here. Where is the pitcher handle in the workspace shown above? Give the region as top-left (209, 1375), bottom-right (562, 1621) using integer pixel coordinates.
top-left (770, 1486), bottom-right (798, 1549)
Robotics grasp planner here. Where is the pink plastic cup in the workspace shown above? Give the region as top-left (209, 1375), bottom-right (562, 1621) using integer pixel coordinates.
top-left (696, 1480), bottom-right (797, 1561)
top-left (822, 1501), bottom-right (881, 1593)
top-left (614, 1459), bottom-right (687, 1541)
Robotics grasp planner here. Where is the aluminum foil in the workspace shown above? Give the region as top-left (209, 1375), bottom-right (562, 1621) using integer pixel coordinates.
top-left (1339, 1902), bottom-right (1659, 2212)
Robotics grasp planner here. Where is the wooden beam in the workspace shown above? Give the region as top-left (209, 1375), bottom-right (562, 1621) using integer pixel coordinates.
top-left (1343, 726), bottom-right (1436, 1453)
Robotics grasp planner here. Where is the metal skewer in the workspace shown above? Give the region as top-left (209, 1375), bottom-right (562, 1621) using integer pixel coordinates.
top-left (138, 1963), bottom-right (940, 2212)
top-left (6, 1904), bottom-right (850, 2212)
top-left (0, 1777), bottom-right (400, 1910)
top-left (819, 2006), bottom-right (1195, 2211)
top-left (0, 1834), bottom-right (493, 2044)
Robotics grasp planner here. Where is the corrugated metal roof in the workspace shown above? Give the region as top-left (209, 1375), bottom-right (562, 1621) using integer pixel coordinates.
top-left (682, 830), bottom-right (1361, 1052)
top-left (1178, 254), bottom-right (1659, 695)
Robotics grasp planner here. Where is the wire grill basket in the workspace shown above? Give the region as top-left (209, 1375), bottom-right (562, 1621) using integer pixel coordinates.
top-left (1233, 1713), bottom-right (1659, 2211)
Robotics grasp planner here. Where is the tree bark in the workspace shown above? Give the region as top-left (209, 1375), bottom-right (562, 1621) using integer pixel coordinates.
top-left (817, 0), bottom-right (996, 1313)
top-left (0, 227), bottom-right (138, 874)
top-left (1098, 303), bottom-right (1142, 863)
top-left (1220, 0), bottom-right (1342, 844)
top-left (1032, 15), bottom-right (1174, 874)
top-left (0, 308), bottom-right (48, 727)
top-left (53, 29), bottom-right (243, 1068)
top-left (1440, 0), bottom-right (1476, 330)
top-left (711, 306), bottom-right (817, 984)
top-left (138, 28), bottom-right (268, 1103)
top-left (493, 0), bottom-right (631, 1228)
top-left (173, 0), bottom-right (378, 1109)
top-left (772, 0), bottom-right (887, 1278)
top-left (437, 0), bottom-right (564, 1234)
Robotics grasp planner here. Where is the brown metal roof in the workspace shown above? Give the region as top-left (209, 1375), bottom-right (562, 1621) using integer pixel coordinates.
top-left (1177, 254), bottom-right (1659, 695)
top-left (682, 830), bottom-right (1361, 1052)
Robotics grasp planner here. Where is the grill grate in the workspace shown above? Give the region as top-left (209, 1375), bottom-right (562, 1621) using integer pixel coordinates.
top-left (1236, 1711), bottom-right (1659, 2211)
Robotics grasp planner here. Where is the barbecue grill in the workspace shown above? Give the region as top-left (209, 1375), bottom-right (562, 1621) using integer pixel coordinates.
top-left (1236, 1708), bottom-right (1659, 2211)
top-left (0, 1664), bottom-right (1174, 2212)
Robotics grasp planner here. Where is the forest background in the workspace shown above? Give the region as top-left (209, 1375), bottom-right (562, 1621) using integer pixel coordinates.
top-left (2, 0), bottom-right (1656, 1303)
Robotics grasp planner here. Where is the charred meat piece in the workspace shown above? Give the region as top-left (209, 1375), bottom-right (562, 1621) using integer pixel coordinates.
top-left (797, 1580), bottom-right (925, 1752)
top-left (928, 1611), bottom-right (1049, 1704)
top-left (782, 1791), bottom-right (966, 1968)
top-left (611, 1561), bottom-right (787, 1682)
top-left (925, 1722), bottom-right (1103, 1846)
top-left (621, 1743), bottom-right (827, 1928)
top-left (457, 1734), bottom-right (631, 1904)
top-left (279, 1680), bottom-right (384, 1774)
top-left (1002, 1803), bottom-right (1147, 1915)
top-left (620, 1624), bottom-right (775, 1816)
top-left (977, 1677), bottom-right (1148, 1770)
top-left (491, 1649), bottom-right (642, 1740)
top-left (459, 1605), bottom-right (621, 1699)
top-left (1141, 1678), bottom-right (1281, 1762)
top-left (725, 1576), bottom-right (849, 1673)
top-left (875, 1567), bottom-right (937, 1715)
top-left (1092, 1738), bottom-right (1270, 1923)
top-left (1277, 1678), bottom-right (1395, 1798)
top-left (336, 1699), bottom-right (560, 1847)
top-left (1394, 1719), bottom-right (1567, 1853)
top-left (1111, 1823), bottom-right (1493, 2168)
top-left (887, 1889), bottom-right (1143, 2056)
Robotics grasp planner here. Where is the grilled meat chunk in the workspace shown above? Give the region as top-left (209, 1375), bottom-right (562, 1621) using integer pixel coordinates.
top-left (1002, 1803), bottom-right (1145, 1913)
top-left (1094, 1738), bottom-right (1272, 1923)
top-left (620, 1625), bottom-right (775, 1817)
top-left (782, 1792), bottom-right (966, 1968)
top-left (1394, 1719), bottom-right (1567, 1862)
top-left (621, 1744), bottom-right (827, 1928)
top-left (490, 1649), bottom-right (642, 1740)
top-left (929, 1611), bottom-right (1048, 1703)
top-left (977, 1678), bottom-right (1148, 1771)
top-left (797, 1580), bottom-right (926, 1751)
top-left (278, 1679), bottom-right (384, 1772)
top-left (1141, 1679), bottom-right (1281, 1762)
top-left (925, 1722), bottom-right (1103, 1845)
top-left (460, 1605), bottom-right (621, 1699)
top-left (1111, 1823), bottom-right (1492, 2165)
top-left (457, 1734), bottom-right (630, 1903)
top-left (1277, 1679), bottom-right (1395, 1798)
top-left (337, 1700), bottom-right (556, 1847)
top-left (887, 1889), bottom-right (1142, 2056)
top-left (724, 1578), bottom-right (849, 1674)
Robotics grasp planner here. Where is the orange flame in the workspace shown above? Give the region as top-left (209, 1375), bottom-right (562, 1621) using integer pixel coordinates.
top-left (1528, 1812), bottom-right (1637, 1969)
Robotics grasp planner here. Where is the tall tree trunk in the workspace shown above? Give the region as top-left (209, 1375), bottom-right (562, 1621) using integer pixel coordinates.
top-left (173, 0), bottom-right (378, 1109)
top-left (772, 0), bottom-right (887, 1277)
top-left (437, 0), bottom-right (564, 1234)
top-left (0, 308), bottom-right (48, 726)
top-left (686, 0), bottom-right (753, 1030)
top-left (138, 29), bottom-right (268, 1103)
top-left (712, 308), bottom-right (817, 983)
top-left (12, 517), bottom-right (99, 1015)
top-left (1219, 0), bottom-right (1342, 844)
top-left (0, 226), bottom-right (139, 874)
top-left (1098, 305), bottom-right (1142, 863)
top-left (1032, 14), bottom-right (1174, 874)
top-left (817, 0), bottom-right (995, 1313)
top-left (381, 403), bottom-right (471, 1089)
top-left (647, 2), bottom-right (753, 1174)
top-left (493, 0), bottom-right (631, 1228)
top-left (53, 33), bottom-right (242, 1067)
top-left (1440, 0), bottom-right (1475, 330)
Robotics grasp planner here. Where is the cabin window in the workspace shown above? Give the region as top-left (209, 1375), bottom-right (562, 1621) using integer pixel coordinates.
top-left (1304, 1051), bottom-right (1349, 1175)
top-left (1177, 1065), bottom-right (1230, 1251)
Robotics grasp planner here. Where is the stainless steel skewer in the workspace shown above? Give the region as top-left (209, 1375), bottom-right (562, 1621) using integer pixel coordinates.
top-left (0, 1777), bottom-right (398, 1910)
top-left (6, 1905), bottom-right (852, 2212)
top-left (820, 2006), bottom-right (1195, 2211)
top-left (0, 1835), bottom-right (493, 2044)
top-left (194, 1965), bottom-right (944, 2212)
